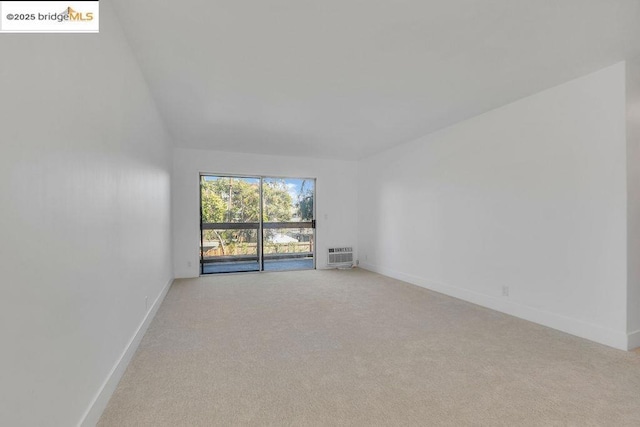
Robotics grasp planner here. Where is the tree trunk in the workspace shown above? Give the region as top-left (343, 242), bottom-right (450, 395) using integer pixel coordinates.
top-left (214, 230), bottom-right (226, 255)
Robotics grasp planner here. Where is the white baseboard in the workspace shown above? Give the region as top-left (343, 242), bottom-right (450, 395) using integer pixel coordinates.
top-left (359, 262), bottom-right (628, 351)
top-left (79, 277), bottom-right (174, 426)
top-left (628, 330), bottom-right (640, 350)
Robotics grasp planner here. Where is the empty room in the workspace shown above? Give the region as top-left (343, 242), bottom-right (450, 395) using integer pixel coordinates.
top-left (2, 0), bottom-right (640, 425)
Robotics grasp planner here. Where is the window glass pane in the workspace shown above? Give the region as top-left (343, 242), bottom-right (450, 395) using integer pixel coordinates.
top-left (201, 176), bottom-right (260, 224)
top-left (262, 178), bottom-right (314, 222)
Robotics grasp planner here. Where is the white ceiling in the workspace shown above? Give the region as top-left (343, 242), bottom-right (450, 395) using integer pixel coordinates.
top-left (112, 0), bottom-right (640, 160)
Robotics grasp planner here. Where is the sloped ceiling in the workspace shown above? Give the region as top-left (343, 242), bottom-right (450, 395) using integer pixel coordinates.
top-left (112, 0), bottom-right (640, 160)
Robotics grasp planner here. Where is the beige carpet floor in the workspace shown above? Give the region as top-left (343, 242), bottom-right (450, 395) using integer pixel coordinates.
top-left (98, 269), bottom-right (640, 426)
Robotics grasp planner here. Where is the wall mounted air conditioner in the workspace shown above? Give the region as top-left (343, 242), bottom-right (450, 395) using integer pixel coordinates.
top-left (327, 247), bottom-right (353, 267)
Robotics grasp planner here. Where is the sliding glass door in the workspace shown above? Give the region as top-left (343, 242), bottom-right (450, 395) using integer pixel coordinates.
top-left (200, 175), bottom-right (315, 274)
top-left (200, 176), bottom-right (261, 273)
top-left (262, 178), bottom-right (315, 271)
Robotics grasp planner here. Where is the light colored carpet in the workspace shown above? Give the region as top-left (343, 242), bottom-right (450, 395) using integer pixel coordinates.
top-left (98, 269), bottom-right (640, 426)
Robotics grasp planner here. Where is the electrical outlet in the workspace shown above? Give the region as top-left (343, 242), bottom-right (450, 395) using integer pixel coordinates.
top-left (502, 286), bottom-right (509, 297)
top-left (187, 261), bottom-right (192, 267)
top-left (355, 259), bottom-right (360, 266)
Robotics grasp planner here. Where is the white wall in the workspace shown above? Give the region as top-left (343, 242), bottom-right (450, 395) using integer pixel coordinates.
top-left (628, 57), bottom-right (640, 349)
top-left (173, 148), bottom-right (357, 278)
top-left (0, 3), bottom-right (173, 426)
top-left (358, 63), bottom-right (629, 349)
